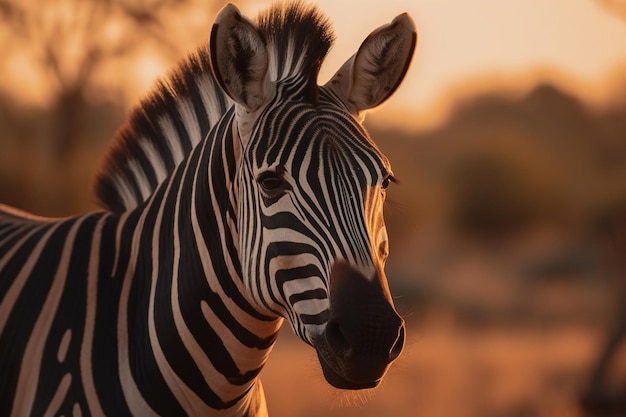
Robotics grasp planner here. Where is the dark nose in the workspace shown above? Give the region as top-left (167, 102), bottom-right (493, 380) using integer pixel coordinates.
top-left (317, 260), bottom-right (405, 389)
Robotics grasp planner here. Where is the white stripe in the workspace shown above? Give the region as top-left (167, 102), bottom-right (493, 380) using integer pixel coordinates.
top-left (196, 75), bottom-right (232, 127)
top-left (110, 212), bottom-right (129, 278)
top-left (42, 373), bottom-right (72, 417)
top-left (177, 97), bottom-right (202, 146)
top-left (139, 138), bottom-right (168, 184)
top-left (127, 159), bottom-right (152, 201)
top-left (113, 175), bottom-right (138, 210)
top-left (158, 116), bottom-right (184, 164)
top-left (117, 208), bottom-right (159, 417)
top-left (80, 215), bottom-right (108, 417)
top-left (0, 203), bottom-right (64, 222)
top-left (57, 329), bottom-right (72, 363)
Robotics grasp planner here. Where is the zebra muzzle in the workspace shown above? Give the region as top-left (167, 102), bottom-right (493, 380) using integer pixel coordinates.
top-left (314, 260), bottom-right (405, 390)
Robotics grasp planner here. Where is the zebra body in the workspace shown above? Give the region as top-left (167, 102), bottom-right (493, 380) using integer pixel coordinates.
top-left (1, 111), bottom-right (278, 416)
top-left (0, 2), bottom-right (417, 416)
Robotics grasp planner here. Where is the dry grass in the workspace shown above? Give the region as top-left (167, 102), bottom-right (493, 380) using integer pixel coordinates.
top-left (262, 317), bottom-right (612, 417)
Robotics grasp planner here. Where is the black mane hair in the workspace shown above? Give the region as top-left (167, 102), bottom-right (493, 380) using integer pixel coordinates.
top-left (256, 1), bottom-right (335, 102)
top-left (94, 2), bottom-right (335, 212)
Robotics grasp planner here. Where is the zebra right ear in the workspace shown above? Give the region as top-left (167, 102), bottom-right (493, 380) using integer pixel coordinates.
top-left (210, 4), bottom-right (271, 112)
top-left (325, 13), bottom-right (416, 118)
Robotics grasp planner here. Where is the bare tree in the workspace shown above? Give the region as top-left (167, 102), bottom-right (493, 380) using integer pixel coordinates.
top-left (581, 201), bottom-right (626, 417)
top-left (0, 0), bottom-right (218, 161)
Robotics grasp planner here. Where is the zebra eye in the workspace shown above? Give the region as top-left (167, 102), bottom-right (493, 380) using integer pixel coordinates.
top-left (257, 171), bottom-right (285, 193)
top-left (381, 175), bottom-right (395, 190)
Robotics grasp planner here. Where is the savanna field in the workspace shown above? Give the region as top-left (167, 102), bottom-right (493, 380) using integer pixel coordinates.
top-left (263, 321), bottom-right (611, 417)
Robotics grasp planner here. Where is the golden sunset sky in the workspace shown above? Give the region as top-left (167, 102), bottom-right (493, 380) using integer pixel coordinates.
top-left (3, 0), bottom-right (626, 130)
top-left (247, 0), bottom-right (626, 129)
top-left (283, 0), bottom-right (626, 128)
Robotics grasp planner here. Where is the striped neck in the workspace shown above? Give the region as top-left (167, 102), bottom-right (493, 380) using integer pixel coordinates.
top-left (115, 110), bottom-right (282, 415)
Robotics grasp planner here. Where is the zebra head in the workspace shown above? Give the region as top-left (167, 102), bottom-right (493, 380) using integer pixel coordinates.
top-left (210, 3), bottom-right (416, 390)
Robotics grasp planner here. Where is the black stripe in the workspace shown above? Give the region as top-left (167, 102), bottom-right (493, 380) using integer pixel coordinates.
top-left (92, 213), bottom-right (135, 417)
top-left (301, 309), bottom-right (330, 325)
top-left (289, 288), bottom-right (327, 306)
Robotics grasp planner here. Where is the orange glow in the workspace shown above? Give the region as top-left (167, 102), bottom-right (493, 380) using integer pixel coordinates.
top-left (1, 3), bottom-right (625, 416)
top-left (129, 53), bottom-right (171, 98)
top-left (369, 65), bottom-right (626, 131)
top-left (2, 0), bottom-right (625, 123)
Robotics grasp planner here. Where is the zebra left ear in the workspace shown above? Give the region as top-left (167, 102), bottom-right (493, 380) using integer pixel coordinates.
top-left (325, 13), bottom-right (417, 116)
top-left (210, 3), bottom-right (271, 112)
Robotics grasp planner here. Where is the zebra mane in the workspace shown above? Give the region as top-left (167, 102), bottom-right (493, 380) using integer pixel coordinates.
top-left (257, 2), bottom-right (334, 100)
top-left (94, 44), bottom-right (232, 212)
top-left (94, 1), bottom-right (335, 213)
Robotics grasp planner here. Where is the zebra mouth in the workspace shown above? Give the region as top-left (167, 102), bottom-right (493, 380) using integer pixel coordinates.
top-left (313, 336), bottom-right (387, 390)
top-left (315, 349), bottom-right (382, 390)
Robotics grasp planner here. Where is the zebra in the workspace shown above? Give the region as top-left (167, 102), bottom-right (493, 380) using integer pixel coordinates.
top-left (0, 2), bottom-right (417, 416)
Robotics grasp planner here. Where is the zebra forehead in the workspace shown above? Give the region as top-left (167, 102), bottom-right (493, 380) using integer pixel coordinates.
top-left (250, 104), bottom-right (388, 173)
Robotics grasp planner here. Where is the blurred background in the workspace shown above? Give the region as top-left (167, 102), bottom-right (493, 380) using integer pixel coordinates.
top-left (1, 0), bottom-right (626, 416)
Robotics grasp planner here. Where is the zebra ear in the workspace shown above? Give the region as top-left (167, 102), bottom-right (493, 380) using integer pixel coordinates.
top-left (325, 13), bottom-right (416, 116)
top-left (210, 4), bottom-right (271, 112)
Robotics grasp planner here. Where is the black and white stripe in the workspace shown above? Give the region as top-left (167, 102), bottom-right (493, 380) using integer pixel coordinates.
top-left (1, 110), bottom-right (278, 416)
top-left (1, 2), bottom-right (417, 415)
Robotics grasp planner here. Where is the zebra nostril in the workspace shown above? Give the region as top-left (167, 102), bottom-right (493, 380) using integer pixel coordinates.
top-left (325, 319), bottom-right (351, 356)
top-left (389, 325), bottom-right (405, 362)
